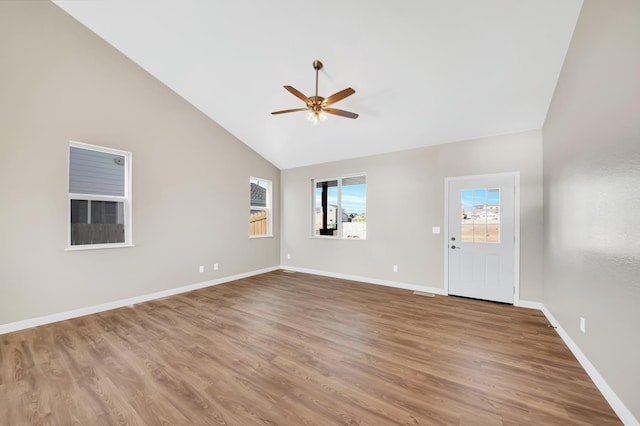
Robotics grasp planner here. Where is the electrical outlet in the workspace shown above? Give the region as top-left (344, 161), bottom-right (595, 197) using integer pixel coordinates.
top-left (432, 226), bottom-right (441, 234)
top-left (580, 317), bottom-right (586, 334)
top-left (214, 263), bottom-right (219, 271)
top-left (393, 265), bottom-right (398, 273)
top-left (287, 253), bottom-right (291, 260)
top-left (199, 265), bottom-right (204, 273)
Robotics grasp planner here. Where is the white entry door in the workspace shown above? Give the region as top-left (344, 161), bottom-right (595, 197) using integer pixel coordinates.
top-left (447, 174), bottom-right (517, 304)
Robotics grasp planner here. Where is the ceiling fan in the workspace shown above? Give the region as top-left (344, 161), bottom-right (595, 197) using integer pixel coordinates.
top-left (271, 60), bottom-right (358, 121)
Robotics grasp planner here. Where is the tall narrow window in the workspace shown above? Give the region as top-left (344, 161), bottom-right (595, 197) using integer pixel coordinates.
top-left (68, 142), bottom-right (132, 248)
top-left (313, 175), bottom-right (366, 239)
top-left (250, 177), bottom-right (272, 237)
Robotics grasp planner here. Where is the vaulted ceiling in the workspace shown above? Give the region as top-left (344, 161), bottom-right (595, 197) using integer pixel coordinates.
top-left (53, 0), bottom-right (583, 170)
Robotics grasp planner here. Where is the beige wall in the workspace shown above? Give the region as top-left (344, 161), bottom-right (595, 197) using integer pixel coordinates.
top-left (281, 130), bottom-right (543, 301)
top-left (0, 2), bottom-right (280, 325)
top-left (542, 0), bottom-right (640, 420)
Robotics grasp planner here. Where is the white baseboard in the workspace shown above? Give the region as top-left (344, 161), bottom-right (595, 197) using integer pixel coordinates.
top-left (0, 266), bottom-right (279, 335)
top-left (540, 305), bottom-right (638, 426)
top-left (279, 265), bottom-right (448, 295)
top-left (280, 267), bottom-right (543, 310)
top-left (515, 299), bottom-right (543, 310)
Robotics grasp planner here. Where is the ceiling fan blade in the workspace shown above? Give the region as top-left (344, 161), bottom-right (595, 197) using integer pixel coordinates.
top-left (324, 108), bottom-right (359, 119)
top-left (324, 87), bottom-right (355, 106)
top-left (284, 86), bottom-right (312, 105)
top-left (271, 108), bottom-right (308, 115)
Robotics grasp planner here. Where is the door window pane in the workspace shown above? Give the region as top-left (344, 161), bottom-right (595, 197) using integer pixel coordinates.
top-left (461, 188), bottom-right (500, 242)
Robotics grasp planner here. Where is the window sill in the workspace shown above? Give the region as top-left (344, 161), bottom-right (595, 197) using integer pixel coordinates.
top-left (249, 235), bottom-right (273, 239)
top-left (65, 243), bottom-right (135, 251)
top-left (310, 236), bottom-right (367, 241)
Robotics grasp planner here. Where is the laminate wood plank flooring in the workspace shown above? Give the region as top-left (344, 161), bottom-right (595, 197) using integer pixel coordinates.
top-left (0, 270), bottom-right (621, 425)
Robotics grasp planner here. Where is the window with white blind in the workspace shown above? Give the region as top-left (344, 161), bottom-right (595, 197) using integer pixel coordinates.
top-left (67, 142), bottom-right (132, 249)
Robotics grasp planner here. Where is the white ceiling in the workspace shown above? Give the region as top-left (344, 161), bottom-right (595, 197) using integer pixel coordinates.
top-left (53, 0), bottom-right (583, 170)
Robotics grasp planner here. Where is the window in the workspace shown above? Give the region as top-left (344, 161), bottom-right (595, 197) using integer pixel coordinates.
top-left (68, 142), bottom-right (132, 248)
top-left (460, 188), bottom-right (500, 242)
top-left (250, 177), bottom-right (272, 237)
top-left (313, 175), bottom-right (366, 239)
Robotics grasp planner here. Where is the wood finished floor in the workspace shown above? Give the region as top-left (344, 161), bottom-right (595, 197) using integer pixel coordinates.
top-left (0, 271), bottom-right (621, 425)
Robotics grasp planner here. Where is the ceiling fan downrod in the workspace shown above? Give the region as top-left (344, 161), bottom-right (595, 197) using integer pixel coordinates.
top-left (313, 60), bottom-right (322, 100)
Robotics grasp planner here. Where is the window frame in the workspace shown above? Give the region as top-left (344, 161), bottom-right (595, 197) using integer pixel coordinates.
top-left (312, 173), bottom-right (366, 240)
top-left (249, 176), bottom-right (272, 238)
top-left (66, 141), bottom-right (133, 250)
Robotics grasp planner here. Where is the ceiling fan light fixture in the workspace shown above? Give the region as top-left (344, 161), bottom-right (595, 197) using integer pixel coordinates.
top-left (307, 109), bottom-right (327, 123)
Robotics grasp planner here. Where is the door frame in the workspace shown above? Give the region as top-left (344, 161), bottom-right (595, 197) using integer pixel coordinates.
top-left (443, 172), bottom-right (521, 304)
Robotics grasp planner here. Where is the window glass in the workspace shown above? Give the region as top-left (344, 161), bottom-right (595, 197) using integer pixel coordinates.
top-left (70, 200), bottom-right (125, 245)
top-left (70, 199), bottom-right (88, 224)
top-left (341, 176), bottom-right (367, 239)
top-left (461, 188), bottom-right (500, 242)
top-left (69, 147), bottom-right (125, 196)
top-left (315, 180), bottom-right (338, 236)
top-left (250, 177), bottom-right (271, 237)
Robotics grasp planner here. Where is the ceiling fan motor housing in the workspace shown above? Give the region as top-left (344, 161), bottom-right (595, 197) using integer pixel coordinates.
top-left (308, 95), bottom-right (326, 112)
